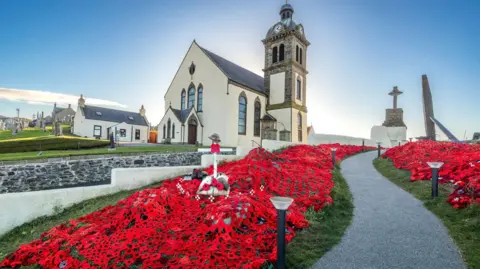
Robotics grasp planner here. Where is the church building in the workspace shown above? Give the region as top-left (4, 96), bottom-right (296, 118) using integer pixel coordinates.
top-left (157, 3), bottom-right (310, 147)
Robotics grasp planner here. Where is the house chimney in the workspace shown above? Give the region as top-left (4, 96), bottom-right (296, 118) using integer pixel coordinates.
top-left (78, 94), bottom-right (86, 108)
top-left (54, 102), bottom-right (57, 109)
top-left (140, 105), bottom-right (146, 117)
top-left (68, 104), bottom-right (71, 109)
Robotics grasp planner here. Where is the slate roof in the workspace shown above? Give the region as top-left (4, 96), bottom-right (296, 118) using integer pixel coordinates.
top-left (171, 107), bottom-right (194, 123)
top-left (80, 105), bottom-right (148, 126)
top-left (54, 107), bottom-right (65, 114)
top-left (199, 46), bottom-right (265, 93)
top-left (262, 114), bottom-right (277, 121)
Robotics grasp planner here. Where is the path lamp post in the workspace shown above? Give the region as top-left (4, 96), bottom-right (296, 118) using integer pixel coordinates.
top-left (376, 141), bottom-right (381, 158)
top-left (427, 162), bottom-right (443, 198)
top-left (270, 196), bottom-right (294, 269)
top-left (331, 148), bottom-right (337, 167)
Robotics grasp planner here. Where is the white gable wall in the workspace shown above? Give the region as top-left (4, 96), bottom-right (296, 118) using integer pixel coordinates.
top-left (163, 41), bottom-right (229, 145)
top-left (157, 108), bottom-right (183, 143)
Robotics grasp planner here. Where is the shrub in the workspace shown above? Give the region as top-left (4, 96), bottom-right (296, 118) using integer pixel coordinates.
top-left (0, 137), bottom-right (109, 153)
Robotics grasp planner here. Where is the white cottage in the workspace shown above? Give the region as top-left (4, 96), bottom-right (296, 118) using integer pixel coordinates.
top-left (73, 95), bottom-right (149, 142)
top-left (158, 3), bottom-right (310, 147)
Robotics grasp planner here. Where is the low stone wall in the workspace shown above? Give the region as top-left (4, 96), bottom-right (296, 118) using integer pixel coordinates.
top-left (0, 165), bottom-right (197, 236)
top-left (0, 151), bottom-right (234, 194)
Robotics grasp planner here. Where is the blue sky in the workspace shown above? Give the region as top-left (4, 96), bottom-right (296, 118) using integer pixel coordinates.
top-left (0, 0), bottom-right (479, 139)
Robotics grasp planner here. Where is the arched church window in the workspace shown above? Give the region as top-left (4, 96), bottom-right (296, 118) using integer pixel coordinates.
top-left (254, 100), bottom-right (261, 137)
top-left (279, 44), bottom-right (285, 61)
top-left (188, 85), bottom-right (195, 109)
top-left (296, 79), bottom-right (302, 100)
top-left (296, 45), bottom-right (299, 62)
top-left (167, 119), bottom-right (171, 138)
top-left (197, 85), bottom-right (203, 112)
top-left (238, 94), bottom-right (247, 135)
top-left (163, 124), bottom-right (166, 139)
top-left (297, 113), bottom-right (303, 142)
top-left (172, 123), bottom-right (175, 139)
top-left (272, 46), bottom-right (278, 63)
top-left (181, 89), bottom-right (186, 110)
top-left (300, 48), bottom-right (303, 65)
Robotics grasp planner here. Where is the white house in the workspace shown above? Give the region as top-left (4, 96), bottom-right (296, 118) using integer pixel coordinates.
top-left (73, 95), bottom-right (150, 143)
top-left (158, 3), bottom-right (309, 147)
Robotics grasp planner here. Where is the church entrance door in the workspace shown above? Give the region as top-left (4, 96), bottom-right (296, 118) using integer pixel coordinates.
top-left (188, 118), bottom-right (197, 145)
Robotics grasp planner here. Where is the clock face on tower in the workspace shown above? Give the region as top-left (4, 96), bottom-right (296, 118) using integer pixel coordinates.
top-left (273, 24), bottom-right (283, 33)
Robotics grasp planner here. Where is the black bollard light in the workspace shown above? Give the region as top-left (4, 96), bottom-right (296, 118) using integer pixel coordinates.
top-left (376, 142), bottom-right (381, 158)
top-left (427, 162), bottom-right (444, 198)
top-left (362, 139), bottom-right (365, 152)
top-left (409, 138), bottom-right (413, 142)
top-left (270, 196), bottom-right (294, 269)
top-left (331, 147), bottom-right (337, 167)
top-left (398, 141), bottom-right (401, 147)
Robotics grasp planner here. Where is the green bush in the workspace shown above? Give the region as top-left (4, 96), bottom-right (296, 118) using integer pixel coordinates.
top-left (0, 137), bottom-right (109, 153)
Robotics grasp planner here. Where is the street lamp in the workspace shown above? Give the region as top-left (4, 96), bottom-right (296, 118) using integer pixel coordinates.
top-left (270, 196), bottom-right (294, 269)
top-left (427, 162), bottom-right (443, 198)
top-left (376, 141), bottom-right (381, 158)
top-left (331, 148), bottom-right (337, 167)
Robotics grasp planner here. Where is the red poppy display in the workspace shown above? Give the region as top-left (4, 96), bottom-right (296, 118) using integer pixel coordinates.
top-left (0, 144), bottom-right (372, 268)
top-left (381, 141), bottom-right (480, 208)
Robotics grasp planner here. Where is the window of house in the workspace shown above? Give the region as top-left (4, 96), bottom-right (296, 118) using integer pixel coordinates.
top-left (181, 89), bottom-right (186, 110)
top-left (296, 45), bottom-right (299, 62)
top-left (172, 124), bottom-right (175, 139)
top-left (300, 48), bottom-right (303, 65)
top-left (167, 119), bottom-right (171, 138)
top-left (188, 87), bottom-right (195, 109)
top-left (297, 113), bottom-right (303, 142)
top-left (128, 116), bottom-right (134, 121)
top-left (135, 129), bottom-right (140, 140)
top-left (238, 95), bottom-right (247, 135)
top-left (296, 79), bottom-right (302, 100)
top-left (254, 101), bottom-right (261, 136)
top-left (197, 86), bottom-right (203, 112)
top-left (94, 125), bottom-right (102, 137)
top-left (279, 44), bottom-right (285, 61)
top-left (163, 124), bottom-right (166, 139)
top-left (119, 129), bottom-right (126, 137)
top-left (272, 46), bottom-right (278, 63)
top-left (95, 111), bottom-right (102, 116)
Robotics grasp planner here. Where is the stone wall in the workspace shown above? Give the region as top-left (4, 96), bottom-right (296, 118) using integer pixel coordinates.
top-left (0, 152), bottom-right (234, 194)
top-left (383, 108), bottom-right (406, 127)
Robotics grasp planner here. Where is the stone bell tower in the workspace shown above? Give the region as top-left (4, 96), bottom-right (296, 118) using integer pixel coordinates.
top-left (262, 2), bottom-right (310, 143)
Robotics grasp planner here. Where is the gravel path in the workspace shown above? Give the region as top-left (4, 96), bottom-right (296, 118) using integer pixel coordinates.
top-left (312, 151), bottom-right (465, 269)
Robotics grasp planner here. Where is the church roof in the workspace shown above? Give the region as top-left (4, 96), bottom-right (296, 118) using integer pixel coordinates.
top-left (171, 107), bottom-right (194, 123)
top-left (199, 46), bottom-right (265, 94)
top-left (79, 105), bottom-right (148, 126)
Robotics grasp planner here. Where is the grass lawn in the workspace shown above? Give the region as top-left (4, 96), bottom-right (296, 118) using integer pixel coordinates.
top-left (284, 168), bottom-right (353, 268)
top-left (374, 157), bottom-right (480, 269)
top-left (0, 145), bottom-right (199, 161)
top-left (0, 126), bottom-right (71, 141)
top-left (0, 156), bottom-right (355, 268)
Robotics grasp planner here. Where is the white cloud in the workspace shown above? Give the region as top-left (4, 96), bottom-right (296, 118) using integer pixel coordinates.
top-left (0, 88), bottom-right (127, 108)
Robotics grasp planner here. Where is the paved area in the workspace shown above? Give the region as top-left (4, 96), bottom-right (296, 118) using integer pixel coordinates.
top-left (313, 151), bottom-right (465, 269)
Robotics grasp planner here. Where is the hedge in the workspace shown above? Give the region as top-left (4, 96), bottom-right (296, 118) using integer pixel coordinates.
top-left (0, 137), bottom-right (110, 153)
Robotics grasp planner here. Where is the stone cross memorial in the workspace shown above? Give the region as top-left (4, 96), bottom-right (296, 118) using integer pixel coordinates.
top-left (388, 86), bottom-right (403, 109)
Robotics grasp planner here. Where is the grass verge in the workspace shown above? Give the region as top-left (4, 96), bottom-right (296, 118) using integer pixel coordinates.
top-left (0, 145), bottom-right (200, 161)
top-left (374, 157), bottom-right (480, 269)
top-left (285, 169), bottom-right (354, 268)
